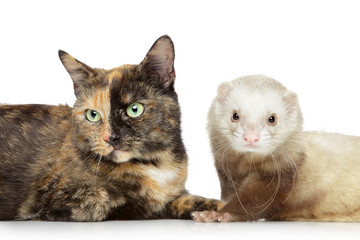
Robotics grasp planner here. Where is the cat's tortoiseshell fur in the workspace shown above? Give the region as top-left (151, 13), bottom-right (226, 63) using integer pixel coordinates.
top-left (0, 36), bottom-right (223, 221)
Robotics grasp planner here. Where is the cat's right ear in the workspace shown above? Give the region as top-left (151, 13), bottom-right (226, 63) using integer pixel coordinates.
top-left (58, 50), bottom-right (95, 98)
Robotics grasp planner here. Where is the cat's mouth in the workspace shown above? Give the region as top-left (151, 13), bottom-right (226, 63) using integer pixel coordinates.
top-left (111, 150), bottom-right (133, 163)
top-left (104, 140), bottom-right (134, 163)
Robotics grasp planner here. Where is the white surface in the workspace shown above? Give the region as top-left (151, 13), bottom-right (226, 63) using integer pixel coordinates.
top-left (2, 220), bottom-right (360, 240)
top-left (1, 0), bottom-right (360, 239)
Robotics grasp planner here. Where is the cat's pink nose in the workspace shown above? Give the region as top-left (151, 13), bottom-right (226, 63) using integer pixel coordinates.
top-left (103, 135), bottom-right (110, 143)
top-left (243, 132), bottom-right (260, 143)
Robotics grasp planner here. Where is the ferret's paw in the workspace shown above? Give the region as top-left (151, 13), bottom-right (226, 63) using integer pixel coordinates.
top-left (218, 212), bottom-right (237, 222)
top-left (192, 211), bottom-right (228, 223)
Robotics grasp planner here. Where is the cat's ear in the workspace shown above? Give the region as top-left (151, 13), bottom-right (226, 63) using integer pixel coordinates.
top-left (139, 35), bottom-right (176, 89)
top-left (58, 50), bottom-right (96, 97)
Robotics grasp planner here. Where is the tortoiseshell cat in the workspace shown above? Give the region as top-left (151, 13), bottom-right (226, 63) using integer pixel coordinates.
top-left (0, 35), bottom-right (222, 221)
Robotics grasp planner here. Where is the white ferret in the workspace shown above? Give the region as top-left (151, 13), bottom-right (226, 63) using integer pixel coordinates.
top-left (193, 75), bottom-right (360, 222)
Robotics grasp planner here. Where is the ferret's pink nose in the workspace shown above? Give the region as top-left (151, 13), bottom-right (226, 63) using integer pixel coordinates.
top-left (243, 132), bottom-right (260, 143)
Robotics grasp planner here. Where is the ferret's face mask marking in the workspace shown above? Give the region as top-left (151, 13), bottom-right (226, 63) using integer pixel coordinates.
top-left (215, 77), bottom-right (301, 156)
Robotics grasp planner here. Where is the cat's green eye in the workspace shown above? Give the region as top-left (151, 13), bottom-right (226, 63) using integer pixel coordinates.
top-left (126, 103), bottom-right (144, 118)
top-left (86, 109), bottom-right (102, 122)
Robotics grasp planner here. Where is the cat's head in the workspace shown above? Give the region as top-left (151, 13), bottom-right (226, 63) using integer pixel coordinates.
top-left (210, 75), bottom-right (303, 156)
top-left (59, 35), bottom-right (184, 164)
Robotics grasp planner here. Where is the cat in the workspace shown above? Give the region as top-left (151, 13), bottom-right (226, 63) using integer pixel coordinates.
top-left (193, 75), bottom-right (360, 222)
top-left (0, 35), bottom-right (222, 221)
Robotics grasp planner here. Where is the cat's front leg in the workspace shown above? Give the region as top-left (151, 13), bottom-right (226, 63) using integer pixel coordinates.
top-left (70, 186), bottom-right (112, 221)
top-left (166, 194), bottom-right (225, 219)
top-left (38, 186), bottom-right (113, 221)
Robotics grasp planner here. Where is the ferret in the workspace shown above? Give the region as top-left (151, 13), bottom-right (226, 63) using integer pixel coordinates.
top-left (193, 75), bottom-right (360, 222)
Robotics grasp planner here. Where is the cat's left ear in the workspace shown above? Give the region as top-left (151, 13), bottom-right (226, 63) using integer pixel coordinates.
top-left (58, 50), bottom-right (96, 98)
top-left (139, 35), bottom-right (176, 89)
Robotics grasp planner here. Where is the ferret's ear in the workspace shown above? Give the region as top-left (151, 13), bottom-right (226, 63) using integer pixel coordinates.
top-left (58, 50), bottom-right (96, 98)
top-left (139, 35), bottom-right (175, 89)
top-left (283, 90), bottom-right (299, 114)
top-left (216, 81), bottom-right (233, 104)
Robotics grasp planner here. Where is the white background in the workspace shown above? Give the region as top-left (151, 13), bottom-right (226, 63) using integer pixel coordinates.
top-left (1, 0), bottom-right (360, 239)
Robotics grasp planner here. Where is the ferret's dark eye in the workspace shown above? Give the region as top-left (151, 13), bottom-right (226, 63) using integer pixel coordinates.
top-left (268, 116), bottom-right (276, 125)
top-left (232, 112), bottom-right (240, 122)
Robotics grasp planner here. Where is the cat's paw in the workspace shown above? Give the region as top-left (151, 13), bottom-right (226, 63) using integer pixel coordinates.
top-left (71, 187), bottom-right (111, 221)
top-left (38, 208), bottom-right (73, 221)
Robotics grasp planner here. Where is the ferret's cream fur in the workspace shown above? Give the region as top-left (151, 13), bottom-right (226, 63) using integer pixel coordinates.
top-left (287, 131), bottom-right (360, 221)
top-left (194, 75), bottom-right (360, 222)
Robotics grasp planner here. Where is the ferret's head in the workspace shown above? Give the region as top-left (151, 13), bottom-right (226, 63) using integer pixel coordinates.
top-left (210, 75), bottom-right (303, 156)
